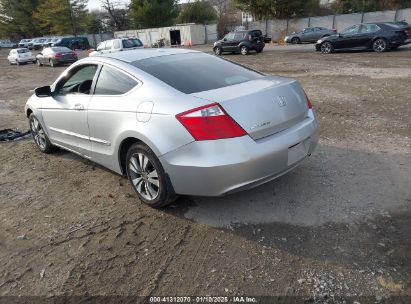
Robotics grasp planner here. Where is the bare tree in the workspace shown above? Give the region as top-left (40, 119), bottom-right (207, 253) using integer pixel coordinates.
top-left (100, 0), bottom-right (129, 31)
top-left (209, 0), bottom-right (241, 37)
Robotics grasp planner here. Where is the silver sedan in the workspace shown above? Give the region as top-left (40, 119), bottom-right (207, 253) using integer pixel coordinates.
top-left (25, 49), bottom-right (319, 208)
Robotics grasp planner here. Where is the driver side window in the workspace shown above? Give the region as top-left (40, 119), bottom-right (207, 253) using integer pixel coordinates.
top-left (54, 65), bottom-right (98, 96)
top-left (341, 25), bottom-right (360, 35)
top-left (225, 33), bottom-right (235, 41)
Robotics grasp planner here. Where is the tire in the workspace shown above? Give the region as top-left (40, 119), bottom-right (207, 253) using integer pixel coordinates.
top-left (320, 41), bottom-right (334, 54)
top-left (29, 114), bottom-right (54, 154)
top-left (37, 59), bottom-right (42, 66)
top-left (126, 143), bottom-right (176, 208)
top-left (16, 60), bottom-right (20, 66)
top-left (291, 37), bottom-right (300, 44)
top-left (256, 49), bottom-right (263, 53)
top-left (373, 38), bottom-right (387, 53)
top-left (50, 59), bottom-right (56, 67)
top-left (240, 45), bottom-right (249, 55)
top-left (214, 46), bottom-right (222, 56)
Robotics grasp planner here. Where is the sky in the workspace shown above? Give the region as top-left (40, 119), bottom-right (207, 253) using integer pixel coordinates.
top-left (87, 0), bottom-right (188, 11)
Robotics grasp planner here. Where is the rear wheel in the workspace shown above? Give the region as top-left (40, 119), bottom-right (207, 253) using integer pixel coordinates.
top-left (320, 41), bottom-right (334, 54)
top-left (37, 59), bottom-right (42, 66)
top-left (214, 46), bottom-right (222, 56)
top-left (29, 114), bottom-right (54, 153)
top-left (16, 60), bottom-right (20, 66)
top-left (49, 59), bottom-right (56, 67)
top-left (291, 37), bottom-right (300, 44)
top-left (240, 45), bottom-right (249, 55)
top-left (373, 38), bottom-right (387, 52)
top-left (256, 49), bottom-right (263, 53)
top-left (126, 143), bottom-right (176, 208)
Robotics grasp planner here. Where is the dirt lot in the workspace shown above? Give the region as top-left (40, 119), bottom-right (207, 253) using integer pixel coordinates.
top-left (0, 44), bottom-right (410, 302)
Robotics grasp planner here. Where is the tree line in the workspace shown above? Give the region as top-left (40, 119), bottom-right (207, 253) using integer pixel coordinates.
top-left (1, 0), bottom-right (410, 39)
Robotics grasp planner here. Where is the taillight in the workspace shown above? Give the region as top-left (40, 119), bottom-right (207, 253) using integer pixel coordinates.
top-left (332, 29), bottom-right (337, 33)
top-left (176, 103), bottom-right (246, 141)
top-left (305, 93), bottom-right (313, 109)
top-left (54, 52), bottom-right (63, 58)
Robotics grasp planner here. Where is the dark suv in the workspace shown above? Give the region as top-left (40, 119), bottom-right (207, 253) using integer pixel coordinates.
top-left (52, 37), bottom-right (90, 50)
top-left (213, 30), bottom-right (265, 55)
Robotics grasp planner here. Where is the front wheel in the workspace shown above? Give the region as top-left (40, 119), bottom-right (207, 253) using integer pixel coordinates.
top-left (29, 114), bottom-right (54, 153)
top-left (240, 45), bottom-right (249, 55)
top-left (291, 37), bottom-right (300, 44)
top-left (37, 59), bottom-right (42, 66)
top-left (214, 46), bottom-right (222, 56)
top-left (320, 42), bottom-right (334, 54)
top-left (373, 38), bottom-right (387, 52)
top-left (126, 143), bottom-right (176, 208)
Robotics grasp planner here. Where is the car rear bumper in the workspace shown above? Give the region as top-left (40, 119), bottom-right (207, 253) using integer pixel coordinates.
top-left (18, 57), bottom-right (35, 63)
top-left (160, 110), bottom-right (319, 196)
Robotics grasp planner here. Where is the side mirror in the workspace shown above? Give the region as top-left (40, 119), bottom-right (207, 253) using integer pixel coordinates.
top-left (35, 86), bottom-right (52, 98)
top-left (223, 38), bottom-right (227, 41)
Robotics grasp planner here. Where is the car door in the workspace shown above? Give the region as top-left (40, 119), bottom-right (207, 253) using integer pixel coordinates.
top-left (300, 28), bottom-right (313, 42)
top-left (87, 64), bottom-right (139, 171)
top-left (41, 64), bottom-right (99, 155)
top-left (334, 24), bottom-right (361, 49)
top-left (222, 33), bottom-right (236, 51)
top-left (358, 24), bottom-right (381, 48)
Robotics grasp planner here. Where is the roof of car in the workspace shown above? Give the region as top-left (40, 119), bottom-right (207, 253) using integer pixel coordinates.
top-left (94, 48), bottom-right (199, 63)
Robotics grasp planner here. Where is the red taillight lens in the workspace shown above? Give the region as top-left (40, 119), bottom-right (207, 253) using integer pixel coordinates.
top-left (71, 51), bottom-right (77, 57)
top-left (54, 52), bottom-right (63, 58)
top-left (176, 103), bottom-right (246, 141)
top-left (305, 93), bottom-right (313, 109)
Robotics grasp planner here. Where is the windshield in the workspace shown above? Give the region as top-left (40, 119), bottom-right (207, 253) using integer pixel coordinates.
top-left (132, 52), bottom-right (263, 94)
top-left (122, 38), bottom-right (143, 48)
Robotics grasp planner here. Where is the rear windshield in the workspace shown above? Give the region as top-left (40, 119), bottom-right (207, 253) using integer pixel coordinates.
top-left (17, 49), bottom-right (30, 53)
top-left (123, 38), bottom-right (143, 48)
top-left (132, 52), bottom-right (263, 94)
top-left (51, 47), bottom-right (71, 52)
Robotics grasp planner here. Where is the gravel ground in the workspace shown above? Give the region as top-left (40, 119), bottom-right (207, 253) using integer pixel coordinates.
top-left (0, 44), bottom-right (410, 302)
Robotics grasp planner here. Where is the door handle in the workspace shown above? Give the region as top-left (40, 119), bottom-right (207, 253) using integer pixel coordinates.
top-left (73, 103), bottom-right (85, 111)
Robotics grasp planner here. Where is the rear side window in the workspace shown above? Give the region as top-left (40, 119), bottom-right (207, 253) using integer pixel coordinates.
top-left (105, 40), bottom-right (113, 50)
top-left (122, 38), bottom-right (143, 48)
top-left (94, 66), bottom-right (138, 95)
top-left (133, 52), bottom-right (263, 94)
top-left (113, 40), bottom-right (121, 49)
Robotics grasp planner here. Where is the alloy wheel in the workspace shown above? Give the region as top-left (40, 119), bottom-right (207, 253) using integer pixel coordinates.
top-left (128, 152), bottom-right (160, 201)
top-left (214, 47), bottom-right (221, 55)
top-left (30, 116), bottom-right (47, 150)
top-left (240, 46), bottom-right (248, 55)
top-left (373, 39), bottom-right (386, 52)
top-left (321, 42), bottom-right (333, 54)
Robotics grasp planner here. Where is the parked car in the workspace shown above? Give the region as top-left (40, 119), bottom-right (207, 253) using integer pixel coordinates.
top-left (31, 37), bottom-right (47, 50)
top-left (316, 22), bottom-right (411, 53)
top-left (213, 30), bottom-right (265, 55)
top-left (36, 47), bottom-right (78, 67)
top-left (18, 39), bottom-right (33, 48)
top-left (285, 27), bottom-right (337, 44)
top-left (52, 36), bottom-right (90, 50)
top-left (0, 39), bottom-right (16, 48)
top-left (7, 48), bottom-right (36, 65)
top-left (42, 37), bottom-right (59, 47)
top-left (25, 48), bottom-right (318, 208)
top-left (89, 38), bottom-right (144, 56)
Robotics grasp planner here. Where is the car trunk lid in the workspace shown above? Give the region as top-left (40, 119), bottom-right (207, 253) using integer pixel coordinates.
top-left (191, 76), bottom-right (309, 140)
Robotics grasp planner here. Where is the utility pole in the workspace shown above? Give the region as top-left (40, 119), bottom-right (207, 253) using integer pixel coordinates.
top-left (67, 0), bottom-right (76, 36)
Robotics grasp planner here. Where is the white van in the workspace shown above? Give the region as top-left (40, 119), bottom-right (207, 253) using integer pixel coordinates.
top-left (89, 38), bottom-right (144, 56)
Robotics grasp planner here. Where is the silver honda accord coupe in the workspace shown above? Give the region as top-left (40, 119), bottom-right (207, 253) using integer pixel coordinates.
top-left (25, 48), bottom-right (319, 208)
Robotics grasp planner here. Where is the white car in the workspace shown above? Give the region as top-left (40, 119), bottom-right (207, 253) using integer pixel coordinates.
top-left (89, 38), bottom-right (144, 56)
top-left (7, 48), bottom-right (36, 65)
top-left (0, 40), bottom-right (15, 48)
